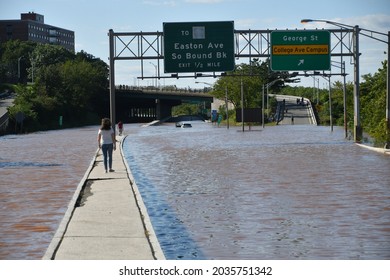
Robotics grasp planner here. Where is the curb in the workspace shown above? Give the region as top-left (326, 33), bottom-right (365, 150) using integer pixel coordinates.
top-left (356, 143), bottom-right (390, 155)
top-left (120, 135), bottom-right (165, 260)
top-left (42, 149), bottom-right (99, 260)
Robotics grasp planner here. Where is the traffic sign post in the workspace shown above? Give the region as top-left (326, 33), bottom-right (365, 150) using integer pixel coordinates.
top-left (163, 21), bottom-right (235, 73)
top-left (271, 30), bottom-right (331, 71)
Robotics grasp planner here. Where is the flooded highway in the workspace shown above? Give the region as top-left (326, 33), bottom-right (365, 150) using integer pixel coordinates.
top-left (1, 123), bottom-right (389, 260)
top-left (123, 123), bottom-right (390, 259)
top-left (0, 126), bottom-right (97, 259)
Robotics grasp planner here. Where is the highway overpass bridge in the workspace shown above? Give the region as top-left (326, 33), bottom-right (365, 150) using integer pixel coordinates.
top-left (272, 94), bottom-right (317, 125)
top-left (114, 86), bottom-right (214, 123)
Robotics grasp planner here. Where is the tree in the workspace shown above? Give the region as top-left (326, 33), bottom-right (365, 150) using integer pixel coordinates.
top-left (0, 40), bottom-right (36, 83)
top-left (330, 81), bottom-right (354, 127)
top-left (211, 59), bottom-right (287, 109)
top-left (7, 84), bottom-right (38, 131)
top-left (172, 103), bottom-right (199, 116)
top-left (360, 61), bottom-right (387, 144)
top-left (29, 43), bottom-right (75, 83)
top-left (5, 42), bottom-right (109, 132)
top-left (60, 59), bottom-right (106, 110)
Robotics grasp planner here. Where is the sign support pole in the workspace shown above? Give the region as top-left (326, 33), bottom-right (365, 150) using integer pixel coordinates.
top-left (241, 79), bottom-right (244, 132)
top-left (109, 29), bottom-right (116, 133)
top-left (386, 31), bottom-right (390, 149)
top-left (353, 25), bottom-right (362, 142)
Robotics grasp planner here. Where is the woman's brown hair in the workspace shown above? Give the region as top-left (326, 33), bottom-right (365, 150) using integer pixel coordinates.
top-left (100, 118), bottom-right (111, 130)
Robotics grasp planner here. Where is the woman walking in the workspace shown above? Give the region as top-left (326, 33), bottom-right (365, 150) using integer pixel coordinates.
top-left (97, 118), bottom-right (116, 173)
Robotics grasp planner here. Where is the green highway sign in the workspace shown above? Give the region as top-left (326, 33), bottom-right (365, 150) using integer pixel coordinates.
top-left (271, 30), bottom-right (331, 71)
top-left (163, 21), bottom-right (235, 73)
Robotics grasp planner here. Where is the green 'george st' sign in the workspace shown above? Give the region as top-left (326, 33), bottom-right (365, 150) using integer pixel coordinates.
top-left (271, 30), bottom-right (331, 71)
top-left (163, 21), bottom-right (235, 73)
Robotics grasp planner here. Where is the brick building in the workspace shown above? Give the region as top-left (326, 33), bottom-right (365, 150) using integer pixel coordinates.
top-left (0, 12), bottom-right (75, 51)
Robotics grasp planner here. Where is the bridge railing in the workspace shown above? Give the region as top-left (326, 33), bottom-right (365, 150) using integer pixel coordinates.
top-left (115, 85), bottom-right (212, 94)
top-left (0, 112), bottom-right (9, 133)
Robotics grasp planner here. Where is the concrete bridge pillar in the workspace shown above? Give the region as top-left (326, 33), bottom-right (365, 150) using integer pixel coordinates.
top-left (156, 99), bottom-right (161, 120)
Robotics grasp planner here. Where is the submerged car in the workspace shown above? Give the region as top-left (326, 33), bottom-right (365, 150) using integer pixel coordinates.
top-left (176, 122), bottom-right (192, 128)
top-left (181, 123), bottom-right (192, 128)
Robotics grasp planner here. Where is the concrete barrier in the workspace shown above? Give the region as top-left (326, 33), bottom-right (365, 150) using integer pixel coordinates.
top-left (43, 136), bottom-right (164, 260)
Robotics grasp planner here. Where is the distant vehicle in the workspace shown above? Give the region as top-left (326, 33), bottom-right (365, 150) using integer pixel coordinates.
top-left (181, 123), bottom-right (192, 128)
top-left (176, 122), bottom-right (192, 128)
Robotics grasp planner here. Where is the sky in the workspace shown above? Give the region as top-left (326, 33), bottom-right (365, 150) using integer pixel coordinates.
top-left (1, 0), bottom-right (389, 90)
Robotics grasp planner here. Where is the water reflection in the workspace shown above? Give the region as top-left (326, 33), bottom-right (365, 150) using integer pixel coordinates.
top-left (1, 123), bottom-right (389, 260)
top-left (0, 162), bottom-right (63, 168)
top-left (123, 123), bottom-right (390, 259)
top-left (0, 127), bottom-right (97, 259)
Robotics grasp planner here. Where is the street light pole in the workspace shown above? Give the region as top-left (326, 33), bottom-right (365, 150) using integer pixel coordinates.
top-left (263, 78), bottom-right (283, 128)
top-left (195, 81), bottom-right (221, 127)
top-left (225, 86), bottom-right (229, 129)
top-left (331, 59), bottom-right (349, 137)
top-left (342, 61), bottom-right (347, 138)
top-left (262, 84), bottom-right (265, 128)
top-left (149, 62), bottom-right (158, 88)
top-left (241, 78), bottom-right (244, 132)
top-left (301, 19), bottom-right (361, 142)
top-left (328, 75), bottom-right (333, 132)
top-left (18, 56), bottom-right (24, 82)
top-left (301, 19), bottom-right (390, 146)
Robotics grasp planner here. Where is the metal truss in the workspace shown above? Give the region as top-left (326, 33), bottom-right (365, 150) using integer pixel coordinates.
top-left (234, 29), bottom-right (271, 58)
top-left (109, 28), bottom-right (354, 80)
top-left (112, 31), bottom-right (163, 60)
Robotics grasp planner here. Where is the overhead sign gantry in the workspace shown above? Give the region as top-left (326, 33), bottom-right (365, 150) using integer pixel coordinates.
top-left (108, 24), bottom-right (354, 136)
top-left (163, 21), bottom-right (235, 73)
top-left (270, 30), bottom-right (331, 71)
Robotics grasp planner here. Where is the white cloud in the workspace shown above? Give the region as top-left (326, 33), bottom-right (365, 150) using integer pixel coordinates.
top-left (235, 18), bottom-right (258, 29)
top-left (301, 14), bottom-right (390, 34)
top-left (345, 14), bottom-right (390, 33)
top-left (184, 0), bottom-right (225, 3)
top-left (143, 0), bottom-right (177, 6)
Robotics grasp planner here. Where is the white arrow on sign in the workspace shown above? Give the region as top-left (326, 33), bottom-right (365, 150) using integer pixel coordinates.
top-left (298, 59), bottom-right (304, 66)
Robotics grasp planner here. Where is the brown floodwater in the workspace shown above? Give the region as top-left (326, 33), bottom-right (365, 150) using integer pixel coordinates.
top-left (1, 123), bottom-right (389, 260)
top-left (123, 123), bottom-right (390, 259)
top-left (0, 126), bottom-right (98, 259)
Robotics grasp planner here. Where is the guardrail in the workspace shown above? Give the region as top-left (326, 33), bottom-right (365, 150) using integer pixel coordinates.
top-left (272, 94), bottom-right (317, 125)
top-left (0, 112), bottom-right (9, 132)
top-left (0, 92), bottom-right (11, 99)
top-left (304, 98), bottom-right (317, 125)
top-left (115, 85), bottom-right (212, 94)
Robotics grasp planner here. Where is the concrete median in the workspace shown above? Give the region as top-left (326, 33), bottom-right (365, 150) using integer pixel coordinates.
top-left (43, 136), bottom-right (165, 260)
